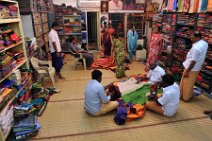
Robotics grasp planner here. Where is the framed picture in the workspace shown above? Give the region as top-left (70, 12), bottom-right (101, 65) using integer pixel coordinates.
top-left (101, 1), bottom-right (109, 13)
top-left (109, 0), bottom-right (123, 10)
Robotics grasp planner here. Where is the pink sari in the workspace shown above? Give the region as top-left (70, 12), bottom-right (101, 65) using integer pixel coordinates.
top-left (146, 33), bottom-right (163, 70)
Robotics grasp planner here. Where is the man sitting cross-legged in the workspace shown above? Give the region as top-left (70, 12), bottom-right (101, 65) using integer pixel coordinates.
top-left (146, 74), bottom-right (180, 117)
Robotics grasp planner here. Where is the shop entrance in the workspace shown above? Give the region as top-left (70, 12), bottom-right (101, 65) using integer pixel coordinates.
top-left (87, 12), bottom-right (98, 50)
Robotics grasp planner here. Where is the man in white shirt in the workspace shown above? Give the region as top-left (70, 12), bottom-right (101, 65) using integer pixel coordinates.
top-left (180, 31), bottom-right (208, 102)
top-left (49, 22), bottom-right (64, 79)
top-left (146, 74), bottom-right (180, 117)
top-left (147, 62), bottom-right (165, 84)
top-left (109, 0), bottom-right (123, 11)
top-left (84, 70), bottom-right (119, 116)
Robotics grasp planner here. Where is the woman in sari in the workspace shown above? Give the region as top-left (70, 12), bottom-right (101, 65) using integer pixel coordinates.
top-left (127, 25), bottom-right (138, 62)
top-left (113, 33), bottom-right (126, 78)
top-left (103, 31), bottom-right (113, 57)
top-left (146, 26), bottom-right (163, 71)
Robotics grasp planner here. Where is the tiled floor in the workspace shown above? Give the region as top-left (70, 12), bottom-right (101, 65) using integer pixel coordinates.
top-left (28, 55), bottom-right (212, 141)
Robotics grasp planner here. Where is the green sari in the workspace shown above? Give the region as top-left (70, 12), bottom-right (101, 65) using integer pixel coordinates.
top-left (113, 38), bottom-right (125, 78)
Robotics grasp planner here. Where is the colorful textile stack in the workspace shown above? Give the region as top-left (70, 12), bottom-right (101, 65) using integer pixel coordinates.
top-left (0, 4), bottom-right (18, 19)
top-left (29, 83), bottom-right (56, 116)
top-left (177, 14), bottom-right (196, 26)
top-left (13, 115), bottom-right (40, 140)
top-left (197, 14), bottom-right (212, 44)
top-left (0, 80), bottom-right (16, 111)
top-left (114, 100), bottom-right (146, 125)
top-left (176, 38), bottom-right (192, 49)
top-left (0, 53), bottom-right (17, 79)
top-left (176, 27), bottom-right (194, 39)
top-left (14, 103), bottom-right (34, 119)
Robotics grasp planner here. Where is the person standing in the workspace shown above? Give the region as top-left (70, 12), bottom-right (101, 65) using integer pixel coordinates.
top-left (49, 22), bottom-right (65, 79)
top-left (113, 33), bottom-right (126, 78)
top-left (127, 25), bottom-right (138, 62)
top-left (180, 31), bottom-right (208, 102)
top-left (115, 21), bottom-right (124, 35)
top-left (146, 26), bottom-right (163, 71)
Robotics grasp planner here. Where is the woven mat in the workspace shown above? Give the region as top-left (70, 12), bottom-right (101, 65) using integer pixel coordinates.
top-left (29, 95), bottom-right (212, 141)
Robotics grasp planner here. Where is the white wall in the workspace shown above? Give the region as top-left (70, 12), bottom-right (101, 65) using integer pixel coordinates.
top-left (52, 0), bottom-right (77, 7)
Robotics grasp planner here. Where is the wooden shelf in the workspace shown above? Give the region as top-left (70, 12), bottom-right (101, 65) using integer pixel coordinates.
top-left (0, 18), bottom-right (20, 24)
top-left (63, 14), bottom-right (80, 17)
top-left (0, 41), bottom-right (23, 53)
top-left (65, 33), bottom-right (81, 35)
top-left (0, 59), bottom-right (27, 84)
top-left (0, 0), bottom-right (17, 3)
top-left (64, 24), bottom-right (81, 27)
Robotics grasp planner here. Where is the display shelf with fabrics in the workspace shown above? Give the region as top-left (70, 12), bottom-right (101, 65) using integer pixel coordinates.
top-left (126, 14), bottom-right (144, 39)
top-left (159, 12), bottom-right (177, 69)
top-left (17, 0), bottom-right (48, 60)
top-left (0, 0), bottom-right (28, 140)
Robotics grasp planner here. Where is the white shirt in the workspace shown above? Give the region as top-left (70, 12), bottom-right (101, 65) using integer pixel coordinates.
top-left (84, 80), bottom-right (110, 115)
top-left (49, 29), bottom-right (61, 53)
top-left (158, 83), bottom-right (180, 117)
top-left (183, 40), bottom-right (208, 71)
top-left (147, 66), bottom-right (165, 84)
top-left (109, 0), bottom-right (123, 10)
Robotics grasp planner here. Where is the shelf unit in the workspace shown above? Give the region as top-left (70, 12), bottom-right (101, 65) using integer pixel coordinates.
top-left (126, 14), bottom-right (145, 39)
top-left (63, 14), bottom-right (82, 48)
top-left (160, 13), bottom-right (177, 69)
top-left (17, 0), bottom-right (49, 60)
top-left (0, 0), bottom-right (28, 140)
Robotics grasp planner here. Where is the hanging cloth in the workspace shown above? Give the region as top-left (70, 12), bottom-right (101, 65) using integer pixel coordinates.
top-left (182, 0), bottom-right (190, 12)
top-left (198, 0), bottom-right (208, 12)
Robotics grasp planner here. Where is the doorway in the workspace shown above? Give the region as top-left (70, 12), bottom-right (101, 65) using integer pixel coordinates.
top-left (87, 12), bottom-right (98, 50)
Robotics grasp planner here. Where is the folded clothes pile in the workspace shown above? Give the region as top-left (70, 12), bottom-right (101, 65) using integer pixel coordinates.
top-left (14, 103), bottom-right (35, 119)
top-left (177, 14), bottom-right (196, 25)
top-left (13, 115), bottom-right (40, 140)
top-left (0, 87), bottom-right (16, 111)
top-left (176, 27), bottom-right (194, 39)
top-left (0, 4), bottom-right (18, 19)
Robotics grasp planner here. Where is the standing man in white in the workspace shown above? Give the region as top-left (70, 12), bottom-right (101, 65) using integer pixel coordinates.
top-left (49, 22), bottom-right (65, 79)
top-left (180, 31), bottom-right (208, 102)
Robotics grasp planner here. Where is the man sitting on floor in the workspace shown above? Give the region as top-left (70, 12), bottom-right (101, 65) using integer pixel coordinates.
top-left (147, 61), bottom-right (165, 84)
top-left (146, 74), bottom-right (180, 117)
top-left (137, 61), bottom-right (165, 84)
top-left (66, 36), bottom-right (94, 69)
top-left (84, 70), bottom-right (119, 116)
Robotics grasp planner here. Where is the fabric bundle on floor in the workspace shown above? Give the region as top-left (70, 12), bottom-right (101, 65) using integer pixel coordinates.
top-left (13, 115), bottom-right (40, 140)
top-left (114, 100), bottom-right (146, 125)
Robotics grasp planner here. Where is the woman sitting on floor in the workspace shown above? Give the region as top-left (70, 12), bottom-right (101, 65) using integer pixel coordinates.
top-left (66, 36), bottom-right (94, 69)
